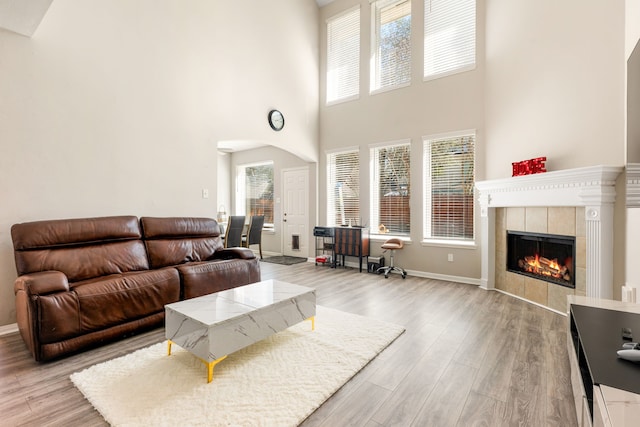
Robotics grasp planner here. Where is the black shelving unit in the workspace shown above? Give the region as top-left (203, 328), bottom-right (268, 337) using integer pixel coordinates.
top-left (313, 227), bottom-right (334, 267)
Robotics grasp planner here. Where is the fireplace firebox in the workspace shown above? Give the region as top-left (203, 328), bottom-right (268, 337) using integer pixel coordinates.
top-left (506, 231), bottom-right (576, 288)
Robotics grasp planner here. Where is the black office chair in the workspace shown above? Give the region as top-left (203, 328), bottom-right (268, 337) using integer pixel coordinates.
top-left (242, 215), bottom-right (265, 259)
top-left (376, 237), bottom-right (407, 279)
top-left (224, 216), bottom-right (245, 248)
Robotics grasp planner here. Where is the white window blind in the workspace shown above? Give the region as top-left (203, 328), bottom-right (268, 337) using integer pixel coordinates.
top-left (327, 149), bottom-right (360, 226)
top-left (423, 133), bottom-right (475, 241)
top-left (371, 0), bottom-right (411, 92)
top-left (424, 0), bottom-right (475, 80)
top-left (327, 7), bottom-right (360, 104)
top-left (370, 142), bottom-right (411, 235)
top-left (236, 162), bottom-right (274, 228)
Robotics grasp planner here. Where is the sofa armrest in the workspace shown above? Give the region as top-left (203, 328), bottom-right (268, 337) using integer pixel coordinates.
top-left (210, 247), bottom-right (256, 261)
top-left (14, 271), bottom-right (70, 296)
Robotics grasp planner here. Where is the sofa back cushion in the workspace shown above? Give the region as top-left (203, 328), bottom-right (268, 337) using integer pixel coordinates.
top-left (11, 216), bottom-right (149, 282)
top-left (141, 217), bottom-right (224, 269)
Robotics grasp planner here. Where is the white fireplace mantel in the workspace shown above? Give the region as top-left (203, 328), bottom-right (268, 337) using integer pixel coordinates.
top-left (475, 165), bottom-right (623, 299)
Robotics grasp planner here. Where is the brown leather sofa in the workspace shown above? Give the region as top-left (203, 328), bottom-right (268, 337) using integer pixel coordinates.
top-left (11, 215), bottom-right (260, 361)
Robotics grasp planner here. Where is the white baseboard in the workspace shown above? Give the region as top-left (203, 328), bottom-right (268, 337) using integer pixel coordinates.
top-left (337, 259), bottom-right (481, 285)
top-left (261, 250), bottom-right (281, 257)
top-left (0, 323), bottom-right (18, 336)
top-left (405, 269), bottom-right (481, 286)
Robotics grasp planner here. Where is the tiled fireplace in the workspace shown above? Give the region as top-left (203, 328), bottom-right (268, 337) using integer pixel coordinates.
top-left (476, 165), bottom-right (622, 313)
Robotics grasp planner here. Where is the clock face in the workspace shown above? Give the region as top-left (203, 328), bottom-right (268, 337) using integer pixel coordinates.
top-left (268, 110), bottom-right (284, 131)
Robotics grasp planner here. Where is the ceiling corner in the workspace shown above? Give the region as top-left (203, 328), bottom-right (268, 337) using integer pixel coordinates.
top-left (316, 0), bottom-right (336, 8)
top-left (0, 0), bottom-right (53, 37)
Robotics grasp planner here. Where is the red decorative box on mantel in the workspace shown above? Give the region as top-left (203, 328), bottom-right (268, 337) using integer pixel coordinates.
top-left (512, 157), bottom-right (547, 177)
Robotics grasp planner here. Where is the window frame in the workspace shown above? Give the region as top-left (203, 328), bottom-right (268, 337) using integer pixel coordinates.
top-left (326, 6), bottom-right (361, 106)
top-left (369, 139), bottom-right (412, 238)
top-left (235, 161), bottom-right (275, 230)
top-left (370, 0), bottom-right (412, 95)
top-left (327, 147), bottom-right (361, 227)
top-left (422, 130), bottom-right (476, 246)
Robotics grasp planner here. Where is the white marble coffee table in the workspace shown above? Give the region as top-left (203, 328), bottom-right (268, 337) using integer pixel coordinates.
top-left (164, 279), bottom-right (316, 382)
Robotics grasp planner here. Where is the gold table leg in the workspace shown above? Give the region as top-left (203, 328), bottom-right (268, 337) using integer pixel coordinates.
top-left (167, 340), bottom-right (228, 383)
top-left (307, 316), bottom-right (315, 331)
top-left (203, 356), bottom-right (228, 383)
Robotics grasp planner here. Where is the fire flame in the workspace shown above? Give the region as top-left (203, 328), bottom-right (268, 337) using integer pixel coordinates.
top-left (530, 254), bottom-right (540, 267)
top-left (523, 254), bottom-right (564, 278)
top-left (528, 254), bottom-right (560, 270)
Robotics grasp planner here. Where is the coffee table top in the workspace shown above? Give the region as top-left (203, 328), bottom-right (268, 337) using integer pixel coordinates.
top-left (165, 279), bottom-right (315, 327)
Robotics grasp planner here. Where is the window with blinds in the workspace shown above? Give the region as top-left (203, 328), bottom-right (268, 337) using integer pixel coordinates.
top-left (423, 133), bottom-right (475, 241)
top-left (327, 7), bottom-right (360, 104)
top-left (327, 149), bottom-right (360, 226)
top-left (370, 142), bottom-right (411, 235)
top-left (424, 0), bottom-right (475, 80)
top-left (371, 0), bottom-right (411, 93)
top-left (236, 162), bottom-right (274, 228)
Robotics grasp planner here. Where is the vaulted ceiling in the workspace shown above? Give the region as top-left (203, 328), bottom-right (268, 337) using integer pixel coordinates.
top-left (0, 0), bottom-right (334, 37)
top-left (0, 0), bottom-right (53, 36)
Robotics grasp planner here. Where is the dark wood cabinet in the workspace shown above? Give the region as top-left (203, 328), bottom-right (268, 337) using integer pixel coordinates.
top-left (334, 227), bottom-right (369, 272)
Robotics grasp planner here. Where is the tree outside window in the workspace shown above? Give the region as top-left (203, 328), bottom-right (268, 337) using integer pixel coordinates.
top-left (371, 0), bottom-right (411, 92)
top-left (379, 7), bottom-right (411, 87)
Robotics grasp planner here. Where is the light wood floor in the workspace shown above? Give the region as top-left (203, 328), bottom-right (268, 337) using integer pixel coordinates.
top-left (0, 262), bottom-right (577, 426)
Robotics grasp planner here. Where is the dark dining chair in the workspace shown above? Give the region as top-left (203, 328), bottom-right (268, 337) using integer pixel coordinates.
top-left (224, 216), bottom-right (245, 248)
top-left (242, 215), bottom-right (264, 259)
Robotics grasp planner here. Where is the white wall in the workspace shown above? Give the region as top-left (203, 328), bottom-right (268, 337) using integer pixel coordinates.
top-left (627, 0), bottom-right (640, 60)
top-left (216, 152), bottom-right (231, 222)
top-left (626, 0), bottom-right (640, 294)
top-left (0, 0), bottom-right (319, 326)
top-left (485, 0), bottom-right (625, 178)
top-left (627, 1), bottom-right (640, 164)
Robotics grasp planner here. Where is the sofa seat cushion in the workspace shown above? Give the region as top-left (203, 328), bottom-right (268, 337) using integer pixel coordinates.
top-left (37, 268), bottom-right (180, 344)
top-left (177, 258), bottom-right (261, 299)
top-left (73, 268), bottom-right (180, 332)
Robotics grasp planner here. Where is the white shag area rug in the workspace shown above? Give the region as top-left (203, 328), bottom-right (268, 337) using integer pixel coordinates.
top-left (70, 306), bottom-right (405, 427)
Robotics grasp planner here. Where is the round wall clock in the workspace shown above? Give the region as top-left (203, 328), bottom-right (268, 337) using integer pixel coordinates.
top-left (268, 109), bottom-right (285, 131)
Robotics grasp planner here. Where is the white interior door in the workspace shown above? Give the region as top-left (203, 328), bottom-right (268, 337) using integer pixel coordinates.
top-left (282, 167), bottom-right (309, 257)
